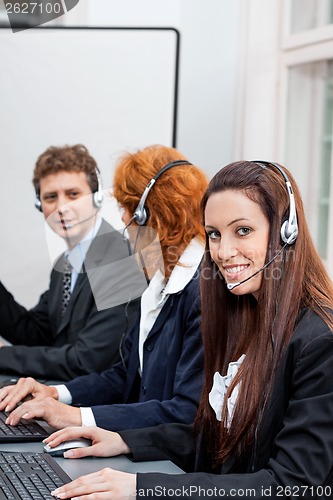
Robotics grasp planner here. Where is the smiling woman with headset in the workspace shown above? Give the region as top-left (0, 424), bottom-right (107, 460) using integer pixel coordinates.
top-left (45, 160), bottom-right (333, 500)
top-left (0, 144), bottom-right (208, 433)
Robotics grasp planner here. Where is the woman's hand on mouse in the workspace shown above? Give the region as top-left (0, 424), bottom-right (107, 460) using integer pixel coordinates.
top-left (44, 426), bottom-right (131, 459)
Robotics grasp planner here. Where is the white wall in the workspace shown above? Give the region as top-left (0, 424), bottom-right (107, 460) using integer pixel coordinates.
top-left (0, 0), bottom-right (241, 307)
top-left (65, 0), bottom-right (241, 175)
top-left (233, 0), bottom-right (281, 161)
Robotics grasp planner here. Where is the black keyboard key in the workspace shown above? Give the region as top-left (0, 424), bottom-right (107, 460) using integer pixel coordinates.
top-left (0, 412), bottom-right (48, 442)
top-left (0, 452), bottom-right (71, 499)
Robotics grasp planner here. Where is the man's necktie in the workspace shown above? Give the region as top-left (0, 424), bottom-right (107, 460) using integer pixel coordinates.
top-left (61, 259), bottom-right (72, 316)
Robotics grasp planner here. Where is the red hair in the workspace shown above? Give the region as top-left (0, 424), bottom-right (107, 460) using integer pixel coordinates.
top-left (113, 145), bottom-right (208, 277)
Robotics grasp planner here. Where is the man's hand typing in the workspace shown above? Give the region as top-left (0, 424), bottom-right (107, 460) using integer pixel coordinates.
top-left (0, 377), bottom-right (58, 412)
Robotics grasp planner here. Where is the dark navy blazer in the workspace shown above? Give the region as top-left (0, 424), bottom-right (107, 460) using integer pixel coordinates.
top-left (66, 270), bottom-right (204, 431)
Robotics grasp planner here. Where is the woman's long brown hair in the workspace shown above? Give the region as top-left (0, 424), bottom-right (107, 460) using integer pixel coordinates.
top-left (195, 161), bottom-right (333, 467)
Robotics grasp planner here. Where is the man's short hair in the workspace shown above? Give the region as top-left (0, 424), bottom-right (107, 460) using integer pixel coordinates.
top-left (32, 144), bottom-right (98, 194)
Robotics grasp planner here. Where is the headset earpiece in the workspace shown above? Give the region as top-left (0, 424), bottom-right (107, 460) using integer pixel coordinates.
top-left (92, 167), bottom-right (104, 209)
top-left (93, 190), bottom-right (103, 209)
top-left (283, 224), bottom-right (298, 245)
top-left (253, 160), bottom-right (298, 245)
top-left (133, 206), bottom-right (150, 226)
top-left (133, 160), bottom-right (192, 226)
top-left (34, 195), bottom-right (43, 212)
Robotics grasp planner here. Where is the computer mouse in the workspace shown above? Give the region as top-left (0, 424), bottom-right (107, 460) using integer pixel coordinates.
top-left (43, 438), bottom-right (92, 457)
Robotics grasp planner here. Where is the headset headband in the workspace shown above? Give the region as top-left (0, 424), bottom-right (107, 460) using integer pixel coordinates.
top-left (133, 160), bottom-right (192, 226)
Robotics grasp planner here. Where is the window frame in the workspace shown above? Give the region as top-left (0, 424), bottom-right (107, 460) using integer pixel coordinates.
top-left (279, 0), bottom-right (333, 276)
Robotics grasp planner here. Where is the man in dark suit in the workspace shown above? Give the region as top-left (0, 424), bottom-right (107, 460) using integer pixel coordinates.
top-left (0, 144), bottom-right (141, 381)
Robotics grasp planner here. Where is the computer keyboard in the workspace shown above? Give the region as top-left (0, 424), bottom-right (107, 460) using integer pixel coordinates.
top-left (0, 412), bottom-right (49, 442)
top-left (0, 451), bottom-right (70, 499)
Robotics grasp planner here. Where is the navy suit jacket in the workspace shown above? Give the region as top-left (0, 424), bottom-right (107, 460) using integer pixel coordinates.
top-left (66, 270), bottom-right (203, 430)
top-left (0, 220), bottom-right (140, 380)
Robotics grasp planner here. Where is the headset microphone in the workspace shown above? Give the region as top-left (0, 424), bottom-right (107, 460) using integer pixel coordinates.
top-left (122, 216), bottom-right (136, 233)
top-left (58, 211), bottom-right (97, 229)
top-left (121, 217), bottom-right (136, 254)
top-left (226, 233), bottom-right (294, 291)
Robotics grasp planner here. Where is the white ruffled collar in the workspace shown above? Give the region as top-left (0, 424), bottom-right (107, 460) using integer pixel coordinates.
top-left (208, 354), bottom-right (245, 427)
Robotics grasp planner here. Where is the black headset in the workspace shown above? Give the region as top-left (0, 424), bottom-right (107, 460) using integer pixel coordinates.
top-left (130, 160), bottom-right (192, 226)
top-left (253, 160), bottom-right (298, 245)
top-left (34, 167), bottom-right (104, 212)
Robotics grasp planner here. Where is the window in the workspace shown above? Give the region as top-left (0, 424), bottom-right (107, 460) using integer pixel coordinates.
top-left (290, 0), bottom-right (333, 33)
top-left (318, 65), bottom-right (333, 259)
top-left (233, 0), bottom-right (333, 275)
top-left (285, 61), bottom-right (333, 261)
top-left (281, 0), bottom-right (333, 275)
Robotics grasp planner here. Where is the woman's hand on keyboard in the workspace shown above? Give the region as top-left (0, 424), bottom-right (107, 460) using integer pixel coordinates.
top-left (51, 468), bottom-right (136, 500)
top-left (0, 377), bottom-right (58, 412)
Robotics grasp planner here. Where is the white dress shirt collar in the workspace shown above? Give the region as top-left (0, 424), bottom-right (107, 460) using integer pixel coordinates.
top-left (66, 217), bottom-right (102, 273)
